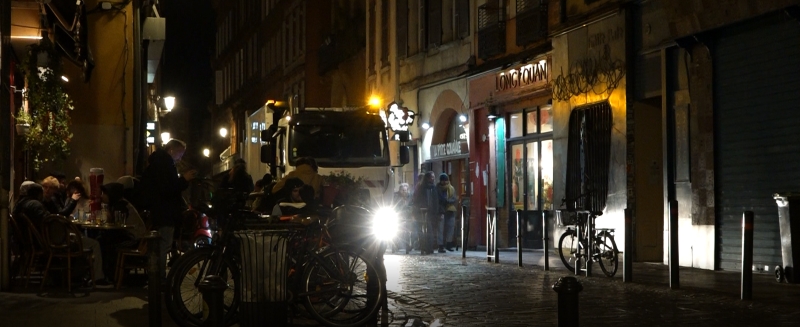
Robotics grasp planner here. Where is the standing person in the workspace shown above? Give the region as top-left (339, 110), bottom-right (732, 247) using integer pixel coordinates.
top-left (412, 171), bottom-right (440, 255)
top-left (272, 157), bottom-right (323, 200)
top-left (438, 173), bottom-right (458, 252)
top-left (220, 158), bottom-right (254, 194)
top-left (42, 176), bottom-right (81, 217)
top-left (393, 183), bottom-right (414, 252)
top-left (142, 139), bottom-right (197, 284)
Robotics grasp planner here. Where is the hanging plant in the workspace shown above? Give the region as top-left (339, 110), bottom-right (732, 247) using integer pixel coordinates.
top-left (21, 38), bottom-right (74, 172)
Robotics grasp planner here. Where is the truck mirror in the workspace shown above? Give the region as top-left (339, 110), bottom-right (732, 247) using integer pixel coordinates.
top-left (260, 142), bottom-right (275, 165)
top-left (400, 146), bottom-right (410, 165)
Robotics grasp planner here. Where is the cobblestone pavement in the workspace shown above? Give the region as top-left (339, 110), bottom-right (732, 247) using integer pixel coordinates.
top-left (380, 249), bottom-right (800, 326)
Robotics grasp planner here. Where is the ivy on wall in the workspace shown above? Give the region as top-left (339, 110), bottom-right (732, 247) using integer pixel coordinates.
top-left (21, 39), bottom-right (74, 172)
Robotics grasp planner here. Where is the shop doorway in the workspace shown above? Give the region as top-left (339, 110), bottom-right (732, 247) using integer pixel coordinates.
top-left (634, 97), bottom-right (664, 261)
top-left (507, 105), bottom-right (554, 249)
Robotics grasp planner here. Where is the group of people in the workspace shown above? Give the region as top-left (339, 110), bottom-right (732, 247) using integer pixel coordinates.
top-left (12, 171), bottom-right (147, 288)
top-left (395, 171), bottom-right (459, 254)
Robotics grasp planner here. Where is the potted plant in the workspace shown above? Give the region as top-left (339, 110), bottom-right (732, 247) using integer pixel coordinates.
top-left (14, 109), bottom-right (32, 135)
top-left (323, 170), bottom-right (365, 206)
top-left (20, 38), bottom-right (74, 171)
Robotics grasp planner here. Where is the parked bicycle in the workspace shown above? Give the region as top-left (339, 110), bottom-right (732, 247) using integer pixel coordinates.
top-left (165, 194), bottom-right (392, 327)
top-left (556, 204), bottom-right (619, 277)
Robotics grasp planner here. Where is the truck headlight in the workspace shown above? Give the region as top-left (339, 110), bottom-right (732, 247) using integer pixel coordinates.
top-left (372, 207), bottom-right (399, 241)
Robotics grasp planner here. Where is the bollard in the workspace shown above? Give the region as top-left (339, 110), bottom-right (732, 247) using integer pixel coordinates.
top-left (199, 275), bottom-right (227, 327)
top-left (462, 204), bottom-right (469, 258)
top-left (669, 200), bottom-right (679, 289)
top-left (585, 214), bottom-right (593, 277)
top-left (742, 211), bottom-right (754, 300)
top-left (517, 209), bottom-right (523, 267)
top-left (487, 207), bottom-right (499, 263)
top-left (553, 276), bottom-right (583, 327)
top-left (146, 231), bottom-right (162, 327)
top-left (543, 211), bottom-right (549, 271)
top-left (624, 208), bottom-right (632, 283)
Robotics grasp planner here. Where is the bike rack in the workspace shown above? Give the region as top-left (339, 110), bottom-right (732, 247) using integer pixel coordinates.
top-left (487, 207), bottom-right (498, 263)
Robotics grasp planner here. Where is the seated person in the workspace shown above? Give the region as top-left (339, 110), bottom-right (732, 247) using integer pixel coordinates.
top-left (252, 173), bottom-right (276, 213)
top-left (42, 176), bottom-right (82, 217)
top-left (66, 180), bottom-right (91, 218)
top-left (98, 182), bottom-right (147, 281)
top-left (117, 175), bottom-right (145, 214)
top-left (272, 184), bottom-right (317, 217)
top-left (13, 181), bottom-right (111, 287)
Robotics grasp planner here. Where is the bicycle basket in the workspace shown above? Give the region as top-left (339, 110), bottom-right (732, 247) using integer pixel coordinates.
top-left (555, 210), bottom-right (577, 226)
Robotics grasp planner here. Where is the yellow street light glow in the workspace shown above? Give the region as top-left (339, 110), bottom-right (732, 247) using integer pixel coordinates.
top-left (203, 148), bottom-right (210, 157)
top-left (160, 132), bottom-right (171, 144)
top-left (219, 127), bottom-right (228, 137)
top-left (368, 96), bottom-right (381, 108)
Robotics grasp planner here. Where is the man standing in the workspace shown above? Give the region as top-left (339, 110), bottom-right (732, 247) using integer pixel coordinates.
top-left (438, 173), bottom-right (457, 252)
top-left (412, 171), bottom-right (440, 255)
top-left (142, 139), bottom-right (196, 283)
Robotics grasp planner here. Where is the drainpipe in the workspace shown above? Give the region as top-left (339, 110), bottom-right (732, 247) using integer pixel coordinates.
top-left (1, 0), bottom-right (12, 291)
top-left (132, 0), bottom-right (143, 174)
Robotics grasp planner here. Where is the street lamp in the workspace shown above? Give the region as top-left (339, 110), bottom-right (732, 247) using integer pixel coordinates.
top-left (161, 132), bottom-right (171, 144)
top-left (203, 148), bottom-right (210, 157)
top-left (219, 127), bottom-right (228, 138)
top-left (164, 96), bottom-right (175, 111)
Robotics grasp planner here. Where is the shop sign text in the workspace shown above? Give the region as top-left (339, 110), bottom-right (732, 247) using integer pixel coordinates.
top-left (431, 140), bottom-right (467, 160)
top-left (495, 59), bottom-right (549, 92)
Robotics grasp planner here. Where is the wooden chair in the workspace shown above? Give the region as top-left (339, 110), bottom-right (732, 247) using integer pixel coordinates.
top-left (114, 237), bottom-right (148, 289)
top-left (40, 214), bottom-right (95, 292)
top-left (8, 215), bottom-right (27, 284)
top-left (15, 214), bottom-right (49, 289)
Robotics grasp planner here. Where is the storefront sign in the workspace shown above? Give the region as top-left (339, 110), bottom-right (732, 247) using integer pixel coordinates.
top-left (495, 58), bottom-right (549, 92)
top-left (430, 140), bottom-right (468, 160)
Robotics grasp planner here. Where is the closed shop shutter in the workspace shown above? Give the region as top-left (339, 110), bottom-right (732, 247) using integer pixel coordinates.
top-left (714, 13), bottom-right (800, 271)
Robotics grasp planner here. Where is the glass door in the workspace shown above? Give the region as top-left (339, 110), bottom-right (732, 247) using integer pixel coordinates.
top-left (506, 104), bottom-right (553, 249)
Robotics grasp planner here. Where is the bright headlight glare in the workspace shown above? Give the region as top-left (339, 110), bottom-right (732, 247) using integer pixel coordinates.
top-left (372, 207), bottom-right (399, 241)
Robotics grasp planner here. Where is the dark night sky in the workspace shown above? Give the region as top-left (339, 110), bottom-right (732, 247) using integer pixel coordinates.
top-left (160, 0), bottom-right (215, 170)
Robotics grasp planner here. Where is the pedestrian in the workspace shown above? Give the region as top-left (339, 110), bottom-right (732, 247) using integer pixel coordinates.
top-left (438, 173), bottom-right (458, 252)
top-left (412, 171), bottom-right (440, 254)
top-left (141, 139), bottom-right (197, 284)
top-left (220, 158), bottom-right (254, 194)
top-left (393, 182), bottom-right (414, 252)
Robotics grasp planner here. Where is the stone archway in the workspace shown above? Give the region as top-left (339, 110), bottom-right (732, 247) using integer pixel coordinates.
top-left (430, 89), bottom-right (466, 145)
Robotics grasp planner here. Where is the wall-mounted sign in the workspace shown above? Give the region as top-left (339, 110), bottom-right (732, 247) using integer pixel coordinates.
top-left (386, 102), bottom-right (416, 132)
top-left (430, 140), bottom-right (468, 160)
top-left (495, 57), bottom-right (549, 92)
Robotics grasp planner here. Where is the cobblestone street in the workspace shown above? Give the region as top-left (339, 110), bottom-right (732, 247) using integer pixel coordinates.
top-left (381, 250), bottom-right (800, 326)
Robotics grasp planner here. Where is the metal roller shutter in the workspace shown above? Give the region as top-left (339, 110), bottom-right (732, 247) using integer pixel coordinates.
top-left (714, 13), bottom-right (800, 271)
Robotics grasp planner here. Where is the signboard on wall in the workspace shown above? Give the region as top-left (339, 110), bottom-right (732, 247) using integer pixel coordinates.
top-left (430, 140), bottom-right (468, 160)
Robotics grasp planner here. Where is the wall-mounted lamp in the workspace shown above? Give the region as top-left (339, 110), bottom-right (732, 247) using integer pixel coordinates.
top-left (487, 106), bottom-right (498, 120)
top-left (163, 96), bottom-right (175, 111)
top-left (459, 114), bottom-right (467, 123)
top-left (219, 127), bottom-right (228, 138)
top-left (203, 148), bottom-right (210, 157)
top-left (160, 132), bottom-right (171, 144)
top-left (61, 75), bottom-right (69, 82)
top-left (421, 122), bottom-right (430, 130)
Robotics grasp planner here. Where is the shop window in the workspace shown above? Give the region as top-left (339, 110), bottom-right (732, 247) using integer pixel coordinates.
top-left (540, 105), bottom-right (553, 133)
top-left (509, 112), bottom-right (523, 137)
top-left (525, 110), bottom-right (537, 134)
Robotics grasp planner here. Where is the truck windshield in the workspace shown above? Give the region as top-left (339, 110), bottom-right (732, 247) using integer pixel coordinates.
top-left (289, 121), bottom-right (389, 167)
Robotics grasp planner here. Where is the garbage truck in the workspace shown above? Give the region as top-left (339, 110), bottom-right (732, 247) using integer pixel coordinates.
top-left (259, 103), bottom-right (410, 208)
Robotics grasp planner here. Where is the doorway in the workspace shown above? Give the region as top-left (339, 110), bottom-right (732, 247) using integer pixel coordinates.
top-left (634, 97), bottom-right (664, 261)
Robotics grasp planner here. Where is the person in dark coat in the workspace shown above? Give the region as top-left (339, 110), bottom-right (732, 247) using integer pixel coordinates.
top-left (412, 171), bottom-right (441, 255)
top-left (220, 158), bottom-right (254, 194)
top-left (141, 139), bottom-right (197, 282)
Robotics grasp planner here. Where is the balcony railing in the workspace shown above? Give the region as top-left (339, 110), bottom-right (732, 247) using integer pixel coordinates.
top-left (516, 0), bottom-right (548, 46)
top-left (478, 3), bottom-right (506, 59)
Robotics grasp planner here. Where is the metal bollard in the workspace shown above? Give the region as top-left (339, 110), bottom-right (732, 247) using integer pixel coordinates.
top-left (669, 200), bottom-right (679, 289)
top-left (517, 210), bottom-right (523, 267)
top-left (461, 204), bottom-right (469, 258)
top-left (419, 208), bottom-right (430, 255)
top-left (199, 275), bottom-right (227, 327)
top-left (553, 276), bottom-right (583, 327)
top-left (146, 231), bottom-right (162, 327)
top-left (742, 211), bottom-right (754, 300)
top-left (543, 211), bottom-right (549, 271)
top-left (624, 208), bottom-right (632, 283)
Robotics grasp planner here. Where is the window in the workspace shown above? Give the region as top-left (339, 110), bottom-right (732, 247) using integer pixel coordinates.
top-left (455, 0), bottom-right (469, 39)
top-left (507, 103), bottom-right (554, 212)
top-left (397, 0), bottom-right (409, 58)
top-left (381, 0), bottom-right (389, 65)
top-left (369, 0), bottom-right (376, 73)
top-left (426, 0), bottom-right (442, 48)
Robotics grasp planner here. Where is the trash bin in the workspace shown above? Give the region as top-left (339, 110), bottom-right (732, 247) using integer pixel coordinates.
top-left (773, 193), bottom-right (800, 283)
top-left (235, 229), bottom-right (292, 326)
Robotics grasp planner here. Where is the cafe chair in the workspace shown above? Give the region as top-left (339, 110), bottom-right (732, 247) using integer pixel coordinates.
top-left (40, 214), bottom-right (95, 293)
top-left (114, 238), bottom-right (148, 289)
top-left (14, 214), bottom-right (49, 289)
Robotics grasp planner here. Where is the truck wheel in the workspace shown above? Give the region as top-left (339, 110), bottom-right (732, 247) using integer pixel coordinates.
top-left (775, 265), bottom-right (785, 283)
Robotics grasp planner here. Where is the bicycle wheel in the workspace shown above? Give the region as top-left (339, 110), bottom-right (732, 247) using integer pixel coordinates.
top-left (301, 249), bottom-right (383, 327)
top-left (557, 229), bottom-right (579, 273)
top-left (596, 231), bottom-right (619, 277)
top-left (165, 247), bottom-right (240, 327)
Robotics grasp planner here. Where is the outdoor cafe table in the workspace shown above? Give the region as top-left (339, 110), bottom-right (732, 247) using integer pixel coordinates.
top-left (74, 222), bottom-right (136, 236)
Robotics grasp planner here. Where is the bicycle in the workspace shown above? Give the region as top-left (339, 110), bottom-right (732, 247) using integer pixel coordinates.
top-left (556, 207), bottom-right (619, 277)
top-left (165, 200), bottom-right (385, 327)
